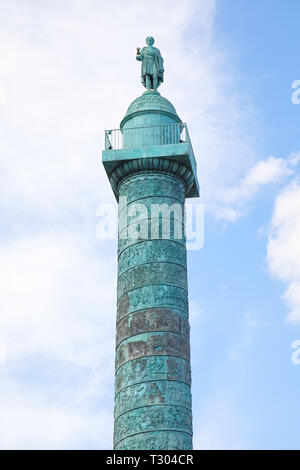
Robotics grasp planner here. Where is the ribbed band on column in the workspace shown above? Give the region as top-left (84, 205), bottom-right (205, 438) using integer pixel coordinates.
top-left (113, 167), bottom-right (193, 450)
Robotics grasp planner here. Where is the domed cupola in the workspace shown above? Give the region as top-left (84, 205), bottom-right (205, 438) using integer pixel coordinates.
top-left (120, 90), bottom-right (181, 130)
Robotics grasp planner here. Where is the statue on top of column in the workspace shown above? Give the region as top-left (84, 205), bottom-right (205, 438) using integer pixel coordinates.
top-left (136, 36), bottom-right (164, 92)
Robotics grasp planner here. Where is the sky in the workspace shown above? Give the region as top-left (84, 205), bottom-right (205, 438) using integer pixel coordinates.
top-left (0, 0), bottom-right (299, 449)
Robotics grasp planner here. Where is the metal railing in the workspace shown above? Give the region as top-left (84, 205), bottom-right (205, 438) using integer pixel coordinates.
top-left (105, 123), bottom-right (189, 151)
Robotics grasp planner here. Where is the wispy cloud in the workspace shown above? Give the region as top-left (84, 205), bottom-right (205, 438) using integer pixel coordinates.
top-left (0, 374), bottom-right (113, 449)
top-left (267, 179), bottom-right (300, 324)
top-left (211, 154), bottom-right (296, 221)
top-left (0, 234), bottom-right (115, 448)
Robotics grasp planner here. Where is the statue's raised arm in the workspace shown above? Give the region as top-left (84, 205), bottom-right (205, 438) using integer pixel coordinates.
top-left (136, 36), bottom-right (164, 92)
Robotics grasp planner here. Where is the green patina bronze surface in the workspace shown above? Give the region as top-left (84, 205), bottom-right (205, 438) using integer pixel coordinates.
top-left (115, 355), bottom-right (191, 394)
top-left (102, 38), bottom-right (199, 450)
top-left (136, 36), bottom-right (164, 92)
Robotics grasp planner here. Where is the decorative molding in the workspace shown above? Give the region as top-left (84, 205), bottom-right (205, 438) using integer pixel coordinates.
top-left (110, 157), bottom-right (194, 197)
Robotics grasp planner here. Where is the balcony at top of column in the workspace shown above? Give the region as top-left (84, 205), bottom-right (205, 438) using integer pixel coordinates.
top-left (102, 90), bottom-right (199, 199)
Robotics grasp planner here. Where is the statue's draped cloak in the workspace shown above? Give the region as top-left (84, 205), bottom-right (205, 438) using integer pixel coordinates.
top-left (137, 46), bottom-right (164, 87)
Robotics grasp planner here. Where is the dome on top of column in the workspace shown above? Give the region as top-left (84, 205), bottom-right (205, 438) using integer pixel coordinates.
top-left (120, 91), bottom-right (181, 129)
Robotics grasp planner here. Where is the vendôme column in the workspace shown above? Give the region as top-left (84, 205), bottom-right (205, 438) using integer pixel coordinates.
top-left (102, 37), bottom-right (199, 450)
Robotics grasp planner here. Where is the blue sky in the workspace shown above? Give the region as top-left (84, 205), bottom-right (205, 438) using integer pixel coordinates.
top-left (189, 0), bottom-right (300, 449)
top-left (0, 0), bottom-right (299, 449)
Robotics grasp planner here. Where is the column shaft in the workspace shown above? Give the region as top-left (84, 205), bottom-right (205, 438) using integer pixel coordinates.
top-left (114, 169), bottom-right (193, 450)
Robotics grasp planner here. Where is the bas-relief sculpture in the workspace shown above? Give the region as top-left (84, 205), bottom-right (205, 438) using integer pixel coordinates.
top-left (117, 261), bottom-right (187, 299)
top-left (115, 355), bottom-right (191, 390)
top-left (115, 380), bottom-right (192, 418)
top-left (116, 308), bottom-right (190, 346)
top-left (117, 284), bottom-right (189, 322)
top-left (118, 239), bottom-right (187, 275)
top-left (114, 405), bottom-right (192, 446)
top-left (102, 37), bottom-right (199, 449)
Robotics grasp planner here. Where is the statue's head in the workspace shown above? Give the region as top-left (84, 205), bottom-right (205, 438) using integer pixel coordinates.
top-left (146, 36), bottom-right (155, 46)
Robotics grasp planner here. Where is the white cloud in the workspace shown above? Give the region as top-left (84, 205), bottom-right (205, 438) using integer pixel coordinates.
top-left (267, 180), bottom-right (300, 323)
top-left (287, 151), bottom-right (300, 167)
top-left (0, 234), bottom-right (115, 448)
top-left (243, 156), bottom-right (291, 187)
top-left (0, 376), bottom-right (113, 449)
top-left (0, 234), bottom-right (115, 363)
top-left (211, 155), bottom-right (294, 221)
